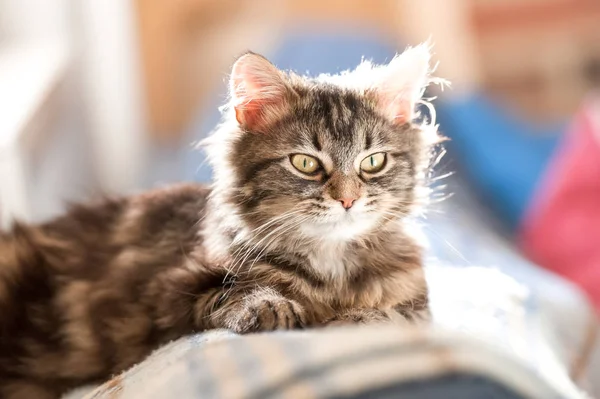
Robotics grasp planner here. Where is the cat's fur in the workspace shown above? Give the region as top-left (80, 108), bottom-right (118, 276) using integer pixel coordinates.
top-left (0, 44), bottom-right (444, 398)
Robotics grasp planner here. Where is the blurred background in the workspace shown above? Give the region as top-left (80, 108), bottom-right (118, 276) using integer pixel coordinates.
top-left (1, 0), bottom-right (600, 309)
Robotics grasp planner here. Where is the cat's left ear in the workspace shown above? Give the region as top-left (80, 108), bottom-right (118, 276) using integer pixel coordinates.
top-left (229, 52), bottom-right (293, 131)
top-left (373, 44), bottom-right (432, 125)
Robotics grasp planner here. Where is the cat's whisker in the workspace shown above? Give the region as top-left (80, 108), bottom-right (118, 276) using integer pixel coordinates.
top-left (378, 215), bottom-right (396, 225)
top-left (246, 216), bottom-right (310, 274)
top-left (222, 211), bottom-right (304, 282)
top-left (239, 215), bottom-right (308, 267)
top-left (227, 212), bottom-right (301, 265)
top-left (191, 213), bottom-right (207, 229)
top-left (231, 211), bottom-right (304, 249)
top-left (422, 224), bottom-right (472, 266)
top-left (247, 210), bottom-right (305, 235)
top-left (429, 171), bottom-right (453, 182)
top-left (228, 215), bottom-right (307, 278)
top-left (378, 210), bottom-right (410, 221)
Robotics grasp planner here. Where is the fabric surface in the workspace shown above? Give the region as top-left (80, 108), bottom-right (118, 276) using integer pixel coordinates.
top-left (81, 325), bottom-right (576, 399)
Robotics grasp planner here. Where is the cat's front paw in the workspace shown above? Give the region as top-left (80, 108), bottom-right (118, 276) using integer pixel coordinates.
top-left (324, 308), bottom-right (390, 327)
top-left (228, 295), bottom-right (306, 333)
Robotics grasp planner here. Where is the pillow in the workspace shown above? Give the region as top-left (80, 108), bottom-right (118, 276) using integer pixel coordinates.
top-left (435, 94), bottom-right (563, 230)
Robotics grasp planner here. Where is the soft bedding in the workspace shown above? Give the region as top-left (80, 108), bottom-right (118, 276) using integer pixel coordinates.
top-left (77, 325), bottom-right (579, 399)
top-left (425, 179), bottom-right (600, 396)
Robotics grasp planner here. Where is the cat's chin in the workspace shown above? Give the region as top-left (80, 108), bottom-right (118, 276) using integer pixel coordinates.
top-left (299, 212), bottom-right (378, 242)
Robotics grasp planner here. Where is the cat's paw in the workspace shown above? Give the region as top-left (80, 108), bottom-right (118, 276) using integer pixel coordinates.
top-left (324, 308), bottom-right (391, 327)
top-left (229, 296), bottom-right (306, 333)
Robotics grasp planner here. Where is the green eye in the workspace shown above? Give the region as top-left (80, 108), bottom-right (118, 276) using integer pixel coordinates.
top-left (290, 154), bottom-right (321, 174)
top-left (360, 152), bottom-right (386, 173)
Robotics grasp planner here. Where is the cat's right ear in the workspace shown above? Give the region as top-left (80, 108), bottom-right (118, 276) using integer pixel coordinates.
top-left (229, 52), bottom-right (291, 131)
top-left (371, 43), bottom-right (432, 125)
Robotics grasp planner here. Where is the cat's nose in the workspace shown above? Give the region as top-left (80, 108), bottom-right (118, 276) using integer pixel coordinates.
top-left (338, 197), bottom-right (356, 210)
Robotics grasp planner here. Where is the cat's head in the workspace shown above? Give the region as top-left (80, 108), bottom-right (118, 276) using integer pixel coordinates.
top-left (206, 44), bottom-right (444, 243)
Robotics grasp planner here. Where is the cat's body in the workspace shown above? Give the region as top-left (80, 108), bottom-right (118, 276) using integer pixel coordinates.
top-left (0, 44), bottom-right (442, 398)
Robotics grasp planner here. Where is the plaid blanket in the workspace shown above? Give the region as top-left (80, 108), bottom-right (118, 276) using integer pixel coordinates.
top-left (77, 324), bottom-right (586, 399)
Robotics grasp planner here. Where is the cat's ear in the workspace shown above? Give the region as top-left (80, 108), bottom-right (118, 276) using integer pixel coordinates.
top-left (373, 44), bottom-right (432, 125)
top-left (229, 52), bottom-right (291, 131)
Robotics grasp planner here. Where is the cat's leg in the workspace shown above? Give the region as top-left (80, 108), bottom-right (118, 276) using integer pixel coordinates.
top-left (150, 266), bottom-right (306, 334)
top-left (199, 287), bottom-right (307, 333)
top-left (323, 308), bottom-right (393, 327)
top-left (324, 300), bottom-right (430, 327)
top-left (393, 300), bottom-right (431, 324)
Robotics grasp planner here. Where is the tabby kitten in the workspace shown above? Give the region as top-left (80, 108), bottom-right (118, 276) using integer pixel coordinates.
top-left (0, 44), bottom-right (443, 398)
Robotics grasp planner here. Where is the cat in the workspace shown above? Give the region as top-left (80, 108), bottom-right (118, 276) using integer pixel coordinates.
top-left (0, 43), bottom-right (444, 398)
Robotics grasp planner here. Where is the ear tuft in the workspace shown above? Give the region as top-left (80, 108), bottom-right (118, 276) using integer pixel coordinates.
top-left (374, 43), bottom-right (433, 125)
top-left (229, 52), bottom-right (290, 130)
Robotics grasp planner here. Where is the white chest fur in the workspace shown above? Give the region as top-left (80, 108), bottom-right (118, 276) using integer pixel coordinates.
top-left (306, 240), bottom-right (360, 281)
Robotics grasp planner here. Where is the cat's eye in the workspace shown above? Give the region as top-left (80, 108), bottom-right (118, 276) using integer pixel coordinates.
top-left (290, 154), bottom-right (321, 174)
top-left (360, 153), bottom-right (387, 173)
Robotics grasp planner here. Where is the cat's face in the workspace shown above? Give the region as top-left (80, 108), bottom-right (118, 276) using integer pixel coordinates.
top-left (229, 88), bottom-right (423, 241)
top-left (209, 45), bottom-right (439, 243)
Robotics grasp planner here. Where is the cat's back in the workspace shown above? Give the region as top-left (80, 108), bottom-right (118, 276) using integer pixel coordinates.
top-left (47, 182), bottom-right (208, 238)
top-left (1, 183), bottom-right (211, 277)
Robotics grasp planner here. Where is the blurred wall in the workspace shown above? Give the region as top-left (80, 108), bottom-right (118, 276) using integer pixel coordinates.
top-left (0, 0), bottom-right (82, 223)
top-left (0, 0), bottom-right (71, 42)
top-left (0, 0), bottom-right (149, 224)
top-left (76, 0), bottom-right (148, 194)
top-left (473, 0), bottom-right (600, 121)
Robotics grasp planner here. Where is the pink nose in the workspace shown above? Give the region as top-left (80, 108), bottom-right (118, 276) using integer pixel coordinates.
top-left (338, 198), bottom-right (356, 210)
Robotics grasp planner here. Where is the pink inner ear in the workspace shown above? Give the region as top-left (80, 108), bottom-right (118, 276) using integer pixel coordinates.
top-left (231, 65), bottom-right (265, 128)
top-left (372, 44), bottom-right (432, 125)
top-left (381, 92), bottom-right (413, 125)
top-left (230, 54), bottom-right (288, 131)
top-left (233, 92), bottom-right (279, 131)
top-left (232, 82), bottom-right (266, 129)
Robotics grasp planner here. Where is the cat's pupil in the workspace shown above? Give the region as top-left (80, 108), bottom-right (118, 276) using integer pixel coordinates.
top-left (303, 158), bottom-right (307, 168)
top-left (370, 156), bottom-right (375, 167)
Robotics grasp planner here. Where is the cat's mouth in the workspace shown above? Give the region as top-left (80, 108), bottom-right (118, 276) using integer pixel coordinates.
top-left (298, 207), bottom-right (378, 241)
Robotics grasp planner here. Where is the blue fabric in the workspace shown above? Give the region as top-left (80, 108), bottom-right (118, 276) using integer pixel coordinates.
top-left (183, 30), bottom-right (397, 183)
top-left (345, 375), bottom-right (528, 399)
top-left (436, 94), bottom-right (564, 229)
top-left (266, 30), bottom-right (396, 74)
